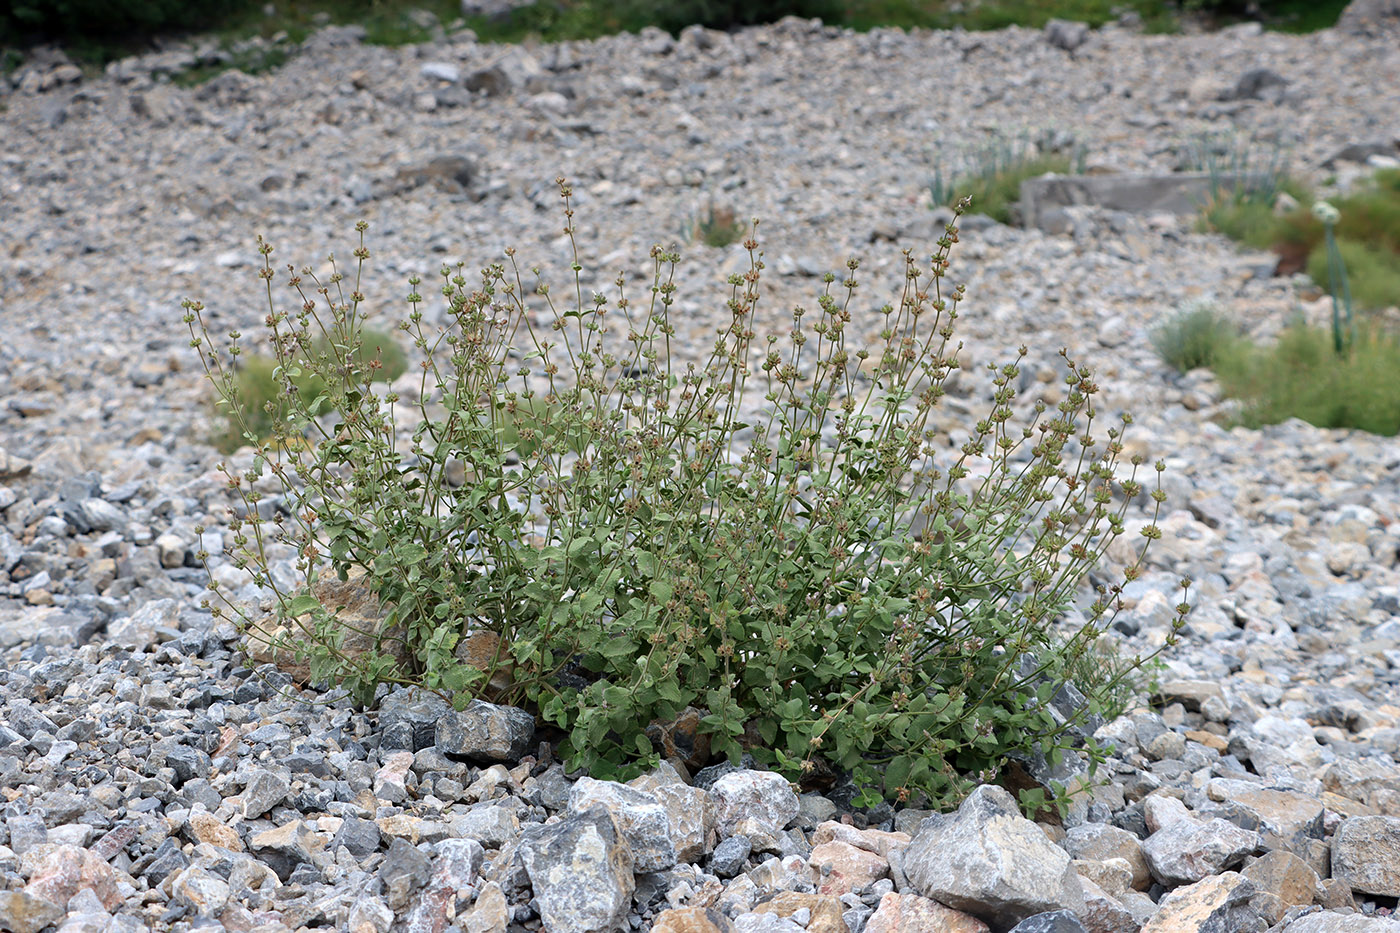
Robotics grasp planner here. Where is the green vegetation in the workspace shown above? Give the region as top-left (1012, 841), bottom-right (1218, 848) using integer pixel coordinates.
top-left (1153, 302), bottom-right (1400, 437)
top-left (210, 327), bottom-right (407, 454)
top-left (3, 0), bottom-right (1350, 72)
top-left (1152, 302), bottom-right (1240, 374)
top-left (931, 135), bottom-right (1086, 226)
top-left (1202, 169), bottom-right (1400, 312)
top-left (1213, 322), bottom-right (1400, 436)
top-left (684, 203), bottom-right (749, 249)
top-left (186, 186), bottom-right (1185, 810)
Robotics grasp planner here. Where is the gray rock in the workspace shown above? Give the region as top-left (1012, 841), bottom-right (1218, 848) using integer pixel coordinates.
top-left (420, 62), bottom-right (460, 83)
top-left (405, 838), bottom-right (485, 931)
top-left (379, 836), bottom-right (433, 911)
top-left (1337, 0), bottom-right (1400, 35)
top-left (241, 769), bottom-right (290, 819)
top-left (332, 814), bottom-right (382, 858)
top-left (248, 821), bottom-right (318, 883)
top-left (1008, 911), bottom-right (1088, 933)
top-left (710, 771), bottom-right (800, 836)
top-left (903, 784), bottom-right (1085, 928)
top-left (435, 699), bottom-right (535, 762)
top-left (711, 835), bottom-right (752, 878)
top-left (569, 776), bottom-right (676, 872)
top-left (517, 806), bottom-right (635, 933)
top-left (643, 773), bottom-right (713, 863)
top-left (464, 49), bottom-right (544, 96)
top-left (1282, 912), bottom-right (1400, 931)
top-left (379, 687), bottom-right (452, 752)
top-left (106, 598), bottom-right (180, 650)
top-left (1225, 68), bottom-right (1289, 102)
top-left (461, 0), bottom-right (534, 19)
top-left (1333, 816), bottom-right (1400, 896)
top-left (1044, 19), bottom-right (1089, 52)
top-left (1142, 815), bottom-right (1259, 886)
top-left (6, 814), bottom-right (47, 855)
top-left (449, 803), bottom-right (520, 847)
top-left (1020, 173), bottom-right (1277, 230)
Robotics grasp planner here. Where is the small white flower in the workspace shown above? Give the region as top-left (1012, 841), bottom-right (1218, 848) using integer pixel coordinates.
top-left (1311, 201), bottom-right (1341, 225)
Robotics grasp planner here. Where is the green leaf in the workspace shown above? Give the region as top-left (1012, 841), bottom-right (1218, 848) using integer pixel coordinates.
top-left (286, 594), bottom-right (321, 617)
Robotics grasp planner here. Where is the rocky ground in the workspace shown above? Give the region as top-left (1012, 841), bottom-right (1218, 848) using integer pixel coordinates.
top-left (3, 4), bottom-right (1400, 933)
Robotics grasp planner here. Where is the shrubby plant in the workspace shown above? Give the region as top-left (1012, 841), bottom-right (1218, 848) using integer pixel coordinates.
top-left (208, 327), bottom-right (406, 454)
top-left (1212, 320), bottom-right (1400, 436)
top-left (1151, 301), bottom-right (1240, 374)
top-left (684, 202), bottom-right (748, 249)
top-left (185, 179), bottom-right (1186, 808)
top-left (930, 132), bottom-right (1086, 226)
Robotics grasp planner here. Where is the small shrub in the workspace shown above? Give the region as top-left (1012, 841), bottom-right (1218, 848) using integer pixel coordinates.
top-left (1213, 321), bottom-right (1400, 435)
top-left (185, 182), bottom-right (1185, 809)
top-left (931, 133), bottom-right (1085, 226)
top-left (1305, 238), bottom-right (1400, 315)
top-left (1188, 132), bottom-right (1311, 250)
top-left (684, 203), bottom-right (748, 249)
top-left (1203, 166), bottom-right (1400, 311)
top-left (1151, 303), bottom-right (1241, 374)
top-left (209, 327), bottom-right (406, 454)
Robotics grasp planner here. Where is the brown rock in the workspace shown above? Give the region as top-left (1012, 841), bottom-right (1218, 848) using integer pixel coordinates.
top-left (0, 891), bottom-right (64, 933)
top-left (864, 892), bottom-right (990, 933)
top-left (1153, 680), bottom-right (1223, 712)
top-left (244, 572), bottom-right (412, 684)
top-left (186, 808), bottom-right (245, 851)
top-left (23, 845), bottom-right (125, 911)
top-left (751, 892), bottom-right (848, 933)
top-left (810, 840), bottom-right (889, 896)
top-left (1206, 779), bottom-right (1324, 853)
top-left (455, 629), bottom-right (514, 699)
top-left (812, 821), bottom-right (912, 859)
top-left (1184, 730), bottom-right (1227, 753)
top-left (646, 707), bottom-right (713, 772)
top-left (1240, 850), bottom-right (1318, 914)
top-left (1139, 872), bottom-right (1260, 933)
top-left (1073, 858), bottom-right (1134, 897)
top-left (1317, 876), bottom-right (1357, 910)
top-left (463, 881), bottom-right (510, 933)
top-left (1077, 876), bottom-right (1140, 933)
top-left (652, 906), bottom-right (737, 933)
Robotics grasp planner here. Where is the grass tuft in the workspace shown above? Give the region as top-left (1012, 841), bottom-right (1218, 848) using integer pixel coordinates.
top-left (1212, 321), bottom-right (1400, 436)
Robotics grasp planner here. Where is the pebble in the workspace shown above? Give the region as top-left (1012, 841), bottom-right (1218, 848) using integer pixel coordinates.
top-left (1, 3), bottom-right (1400, 932)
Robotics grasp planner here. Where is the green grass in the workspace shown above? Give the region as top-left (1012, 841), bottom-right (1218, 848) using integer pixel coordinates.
top-left (1152, 303), bottom-right (1241, 374)
top-left (1203, 169), bottom-right (1400, 311)
top-left (931, 140), bottom-right (1084, 226)
top-left (1306, 238), bottom-right (1400, 314)
top-left (212, 327), bottom-right (407, 454)
top-left (1212, 321), bottom-right (1400, 436)
top-left (684, 203), bottom-right (749, 249)
top-left (3, 0), bottom-right (1353, 75)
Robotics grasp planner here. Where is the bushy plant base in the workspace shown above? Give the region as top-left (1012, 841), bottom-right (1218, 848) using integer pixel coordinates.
top-left (1213, 322), bottom-right (1400, 436)
top-left (185, 182), bottom-right (1184, 810)
top-left (1152, 303), bottom-right (1241, 374)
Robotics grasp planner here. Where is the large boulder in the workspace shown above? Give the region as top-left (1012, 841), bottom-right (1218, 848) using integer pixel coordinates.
top-left (1336, 0), bottom-right (1400, 35)
top-left (903, 785), bottom-right (1085, 931)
